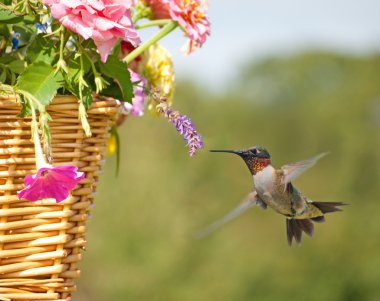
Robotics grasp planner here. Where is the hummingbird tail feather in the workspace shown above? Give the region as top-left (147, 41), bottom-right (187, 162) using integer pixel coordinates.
top-left (313, 201), bottom-right (348, 214)
top-left (311, 216), bottom-right (325, 223)
top-left (286, 219), bottom-right (314, 246)
top-left (286, 202), bottom-right (347, 246)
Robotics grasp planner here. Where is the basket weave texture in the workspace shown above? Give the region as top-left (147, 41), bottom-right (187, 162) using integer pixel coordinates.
top-left (0, 95), bottom-right (120, 301)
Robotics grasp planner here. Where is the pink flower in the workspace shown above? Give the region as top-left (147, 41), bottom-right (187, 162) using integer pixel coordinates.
top-left (18, 166), bottom-right (85, 202)
top-left (119, 41), bottom-right (141, 72)
top-left (43, 0), bottom-right (141, 62)
top-left (145, 0), bottom-right (210, 48)
top-left (169, 0), bottom-right (210, 46)
top-left (144, 0), bottom-right (171, 19)
top-left (123, 69), bottom-right (147, 116)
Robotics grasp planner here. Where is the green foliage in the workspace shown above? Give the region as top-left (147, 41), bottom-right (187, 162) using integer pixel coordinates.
top-left (26, 34), bottom-right (55, 64)
top-left (63, 57), bottom-right (93, 109)
top-left (17, 96), bottom-right (31, 117)
top-left (15, 61), bottom-right (63, 105)
top-left (0, 54), bottom-right (25, 84)
top-left (98, 55), bottom-right (132, 102)
top-left (0, 9), bottom-right (23, 23)
top-left (7, 59), bottom-right (25, 74)
top-left (76, 52), bottom-right (380, 301)
top-left (79, 86), bottom-right (93, 110)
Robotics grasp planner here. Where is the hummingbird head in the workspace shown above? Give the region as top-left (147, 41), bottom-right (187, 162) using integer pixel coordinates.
top-left (210, 146), bottom-right (271, 175)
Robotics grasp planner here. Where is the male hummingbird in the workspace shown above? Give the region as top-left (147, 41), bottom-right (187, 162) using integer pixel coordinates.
top-left (195, 146), bottom-right (346, 245)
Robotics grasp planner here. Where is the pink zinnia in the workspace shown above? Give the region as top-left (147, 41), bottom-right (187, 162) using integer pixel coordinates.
top-left (145, 0), bottom-right (210, 48)
top-left (18, 166), bottom-right (85, 202)
top-left (43, 0), bottom-right (141, 62)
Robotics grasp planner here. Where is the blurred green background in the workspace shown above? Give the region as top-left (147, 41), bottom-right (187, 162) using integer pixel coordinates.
top-left (75, 52), bottom-right (380, 301)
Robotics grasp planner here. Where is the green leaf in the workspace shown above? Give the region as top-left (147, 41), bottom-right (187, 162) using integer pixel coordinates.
top-left (66, 59), bottom-right (81, 84)
top-left (17, 95), bottom-right (32, 117)
top-left (67, 56), bottom-right (91, 82)
top-left (80, 85), bottom-right (93, 109)
top-left (8, 60), bottom-right (25, 74)
top-left (0, 24), bottom-right (10, 37)
top-left (0, 9), bottom-right (23, 24)
top-left (98, 55), bottom-right (132, 102)
top-left (26, 34), bottom-right (55, 64)
top-left (15, 62), bottom-right (63, 105)
top-left (63, 57), bottom-right (93, 109)
top-left (0, 68), bottom-right (6, 83)
top-left (0, 54), bottom-right (14, 65)
top-left (100, 77), bottom-right (123, 100)
top-left (110, 39), bottom-right (122, 57)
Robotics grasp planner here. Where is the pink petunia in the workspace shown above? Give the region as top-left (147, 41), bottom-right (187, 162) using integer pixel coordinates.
top-left (43, 0), bottom-right (141, 62)
top-left (145, 0), bottom-right (210, 49)
top-left (18, 165), bottom-right (85, 202)
top-left (123, 69), bottom-right (147, 116)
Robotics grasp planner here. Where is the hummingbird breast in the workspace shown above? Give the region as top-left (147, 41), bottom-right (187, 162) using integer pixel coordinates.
top-left (254, 166), bottom-right (294, 216)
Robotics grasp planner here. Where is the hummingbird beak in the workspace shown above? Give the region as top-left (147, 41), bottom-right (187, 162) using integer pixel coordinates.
top-left (209, 149), bottom-right (244, 156)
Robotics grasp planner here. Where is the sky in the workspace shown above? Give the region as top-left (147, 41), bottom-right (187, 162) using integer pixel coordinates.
top-left (152, 0), bottom-right (380, 89)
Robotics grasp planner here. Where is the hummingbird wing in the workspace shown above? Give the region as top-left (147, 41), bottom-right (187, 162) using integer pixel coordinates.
top-left (193, 191), bottom-right (265, 239)
top-left (279, 152), bottom-right (328, 188)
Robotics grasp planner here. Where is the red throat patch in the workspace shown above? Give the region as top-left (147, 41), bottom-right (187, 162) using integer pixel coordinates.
top-left (251, 158), bottom-right (271, 174)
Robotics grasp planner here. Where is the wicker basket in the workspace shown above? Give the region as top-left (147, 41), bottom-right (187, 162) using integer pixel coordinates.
top-left (0, 94), bottom-right (120, 300)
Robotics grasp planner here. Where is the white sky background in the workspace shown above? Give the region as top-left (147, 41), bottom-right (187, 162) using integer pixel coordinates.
top-left (145, 0), bottom-right (380, 90)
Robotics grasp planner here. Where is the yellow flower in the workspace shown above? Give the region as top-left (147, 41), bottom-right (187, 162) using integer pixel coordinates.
top-left (106, 134), bottom-right (117, 156)
top-left (141, 44), bottom-right (175, 113)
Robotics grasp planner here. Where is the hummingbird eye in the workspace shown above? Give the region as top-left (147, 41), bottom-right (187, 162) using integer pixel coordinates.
top-left (251, 149), bottom-right (257, 155)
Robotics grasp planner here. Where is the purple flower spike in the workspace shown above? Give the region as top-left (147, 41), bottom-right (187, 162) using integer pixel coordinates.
top-left (157, 102), bottom-right (203, 156)
top-left (18, 165), bottom-right (85, 202)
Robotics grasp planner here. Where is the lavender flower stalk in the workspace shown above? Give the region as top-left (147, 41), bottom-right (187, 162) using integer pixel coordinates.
top-left (157, 102), bottom-right (203, 156)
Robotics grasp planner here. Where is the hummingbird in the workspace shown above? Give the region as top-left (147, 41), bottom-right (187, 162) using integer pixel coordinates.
top-left (195, 146), bottom-right (346, 245)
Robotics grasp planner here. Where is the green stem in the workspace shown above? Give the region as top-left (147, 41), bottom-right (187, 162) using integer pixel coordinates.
top-left (123, 20), bottom-right (178, 64)
top-left (28, 97), bottom-right (47, 170)
top-left (76, 41), bottom-right (91, 74)
top-left (135, 19), bottom-right (172, 30)
top-left (43, 26), bottom-right (61, 38)
top-left (76, 48), bottom-right (92, 137)
top-left (78, 53), bottom-right (85, 99)
top-left (17, 89), bottom-right (44, 112)
top-left (0, 3), bottom-right (11, 10)
top-left (59, 27), bottom-right (65, 56)
top-left (82, 50), bottom-right (99, 77)
top-left (0, 83), bottom-right (14, 95)
top-left (56, 26), bottom-right (68, 73)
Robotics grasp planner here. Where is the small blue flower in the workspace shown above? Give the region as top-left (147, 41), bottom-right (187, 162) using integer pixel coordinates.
top-left (36, 23), bottom-right (48, 33)
top-left (11, 32), bottom-right (21, 49)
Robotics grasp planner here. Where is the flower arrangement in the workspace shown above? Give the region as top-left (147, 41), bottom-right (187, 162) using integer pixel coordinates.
top-left (0, 0), bottom-right (210, 203)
